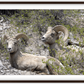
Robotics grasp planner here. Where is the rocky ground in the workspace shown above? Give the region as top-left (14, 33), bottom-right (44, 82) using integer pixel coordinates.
top-left (1, 10), bottom-right (84, 75)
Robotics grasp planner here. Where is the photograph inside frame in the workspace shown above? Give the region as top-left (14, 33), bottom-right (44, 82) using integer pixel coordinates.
top-left (0, 9), bottom-right (84, 75)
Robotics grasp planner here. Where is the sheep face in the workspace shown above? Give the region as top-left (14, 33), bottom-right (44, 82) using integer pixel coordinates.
top-left (42, 25), bottom-right (69, 45)
top-left (3, 33), bottom-right (28, 53)
top-left (7, 38), bottom-right (19, 53)
top-left (42, 27), bottom-right (58, 45)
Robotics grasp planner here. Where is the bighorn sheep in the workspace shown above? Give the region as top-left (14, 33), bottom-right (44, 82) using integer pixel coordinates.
top-left (41, 25), bottom-right (84, 57)
top-left (3, 33), bottom-right (64, 75)
top-left (42, 25), bottom-right (69, 57)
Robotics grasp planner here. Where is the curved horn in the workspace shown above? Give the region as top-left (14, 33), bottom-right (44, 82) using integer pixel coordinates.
top-left (53, 25), bottom-right (69, 41)
top-left (14, 33), bottom-right (28, 41)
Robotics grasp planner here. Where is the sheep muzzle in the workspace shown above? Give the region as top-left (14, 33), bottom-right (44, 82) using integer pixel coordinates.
top-left (41, 36), bottom-right (46, 42)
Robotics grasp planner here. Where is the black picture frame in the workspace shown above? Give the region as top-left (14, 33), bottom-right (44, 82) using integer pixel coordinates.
top-left (0, 1), bottom-right (84, 83)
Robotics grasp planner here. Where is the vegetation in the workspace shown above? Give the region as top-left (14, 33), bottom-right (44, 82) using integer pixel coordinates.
top-left (0, 10), bottom-right (84, 75)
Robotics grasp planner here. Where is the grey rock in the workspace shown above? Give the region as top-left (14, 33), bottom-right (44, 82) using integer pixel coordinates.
top-left (28, 34), bottom-right (32, 37)
top-left (0, 70), bottom-right (4, 73)
top-left (0, 60), bottom-right (3, 67)
top-left (0, 66), bottom-right (3, 69)
top-left (0, 27), bottom-right (2, 31)
top-left (6, 73), bottom-right (11, 75)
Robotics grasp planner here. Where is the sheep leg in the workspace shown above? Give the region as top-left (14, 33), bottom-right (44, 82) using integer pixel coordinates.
top-left (46, 59), bottom-right (58, 75)
top-left (47, 56), bottom-right (64, 75)
top-left (43, 67), bottom-right (50, 75)
top-left (47, 64), bottom-right (58, 75)
top-left (35, 68), bottom-right (49, 75)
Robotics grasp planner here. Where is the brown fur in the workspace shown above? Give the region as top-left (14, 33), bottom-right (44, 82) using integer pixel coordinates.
top-left (3, 33), bottom-right (64, 75)
top-left (42, 25), bottom-right (69, 57)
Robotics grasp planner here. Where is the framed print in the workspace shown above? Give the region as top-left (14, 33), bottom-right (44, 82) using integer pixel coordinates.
top-left (0, 1), bottom-right (84, 83)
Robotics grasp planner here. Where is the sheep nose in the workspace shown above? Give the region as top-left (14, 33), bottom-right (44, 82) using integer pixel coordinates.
top-left (7, 48), bottom-right (12, 52)
top-left (41, 37), bottom-right (45, 42)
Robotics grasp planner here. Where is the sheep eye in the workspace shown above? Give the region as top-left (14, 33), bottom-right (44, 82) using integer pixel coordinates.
top-left (7, 42), bottom-right (8, 45)
top-left (14, 42), bottom-right (17, 45)
top-left (51, 33), bottom-right (54, 37)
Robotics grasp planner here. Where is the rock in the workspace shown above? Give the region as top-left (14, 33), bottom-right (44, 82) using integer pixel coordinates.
top-left (0, 17), bottom-right (3, 23)
top-left (1, 70), bottom-right (4, 73)
top-left (0, 60), bottom-right (3, 67)
top-left (0, 38), bottom-right (1, 44)
top-left (0, 38), bottom-right (4, 49)
top-left (28, 34), bottom-right (32, 37)
top-left (0, 26), bottom-right (2, 31)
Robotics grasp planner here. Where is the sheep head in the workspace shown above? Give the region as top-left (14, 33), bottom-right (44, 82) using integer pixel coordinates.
top-left (42, 25), bottom-right (69, 45)
top-left (3, 33), bottom-right (28, 53)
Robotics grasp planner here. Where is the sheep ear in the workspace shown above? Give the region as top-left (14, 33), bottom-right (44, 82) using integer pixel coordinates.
top-left (48, 26), bottom-right (52, 30)
top-left (2, 35), bottom-right (9, 41)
